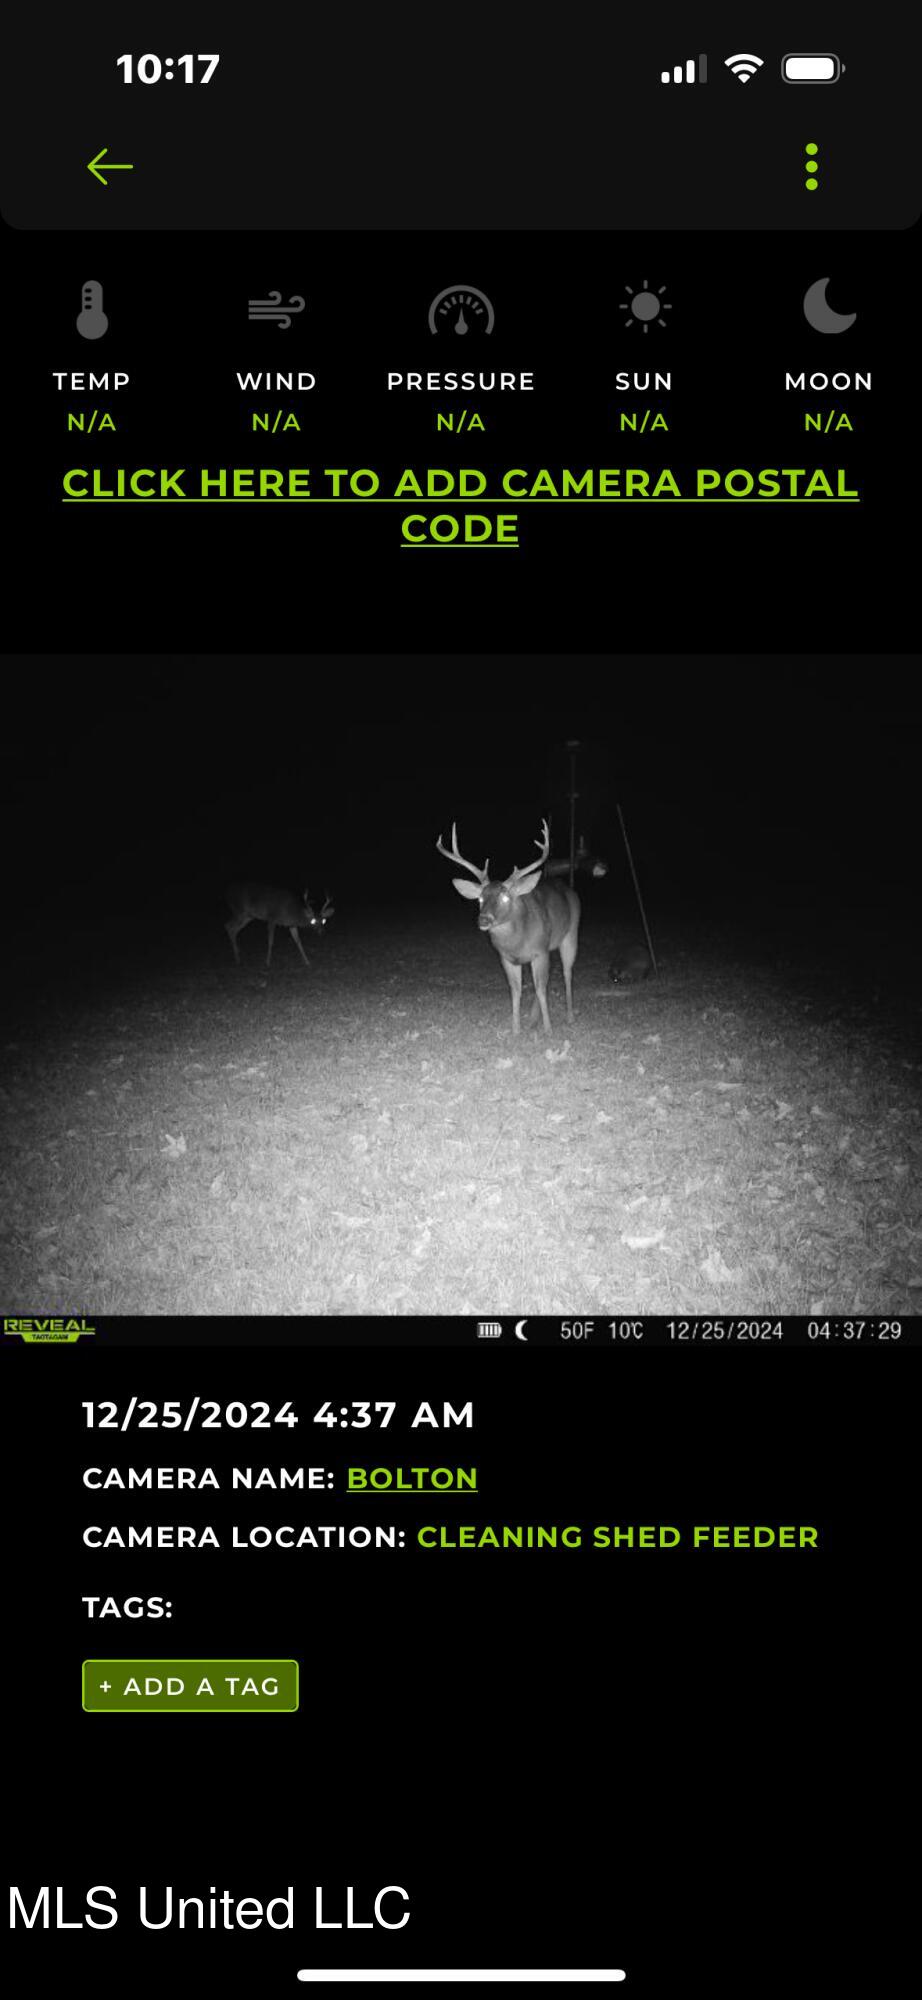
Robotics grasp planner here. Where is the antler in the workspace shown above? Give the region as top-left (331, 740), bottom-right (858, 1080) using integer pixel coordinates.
top-left (321, 889), bottom-right (335, 916)
top-left (503, 818), bottom-right (551, 892)
top-left (436, 823), bottom-right (489, 884)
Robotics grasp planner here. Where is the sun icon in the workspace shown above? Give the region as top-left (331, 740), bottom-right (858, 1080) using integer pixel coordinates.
top-left (620, 281), bottom-right (672, 332)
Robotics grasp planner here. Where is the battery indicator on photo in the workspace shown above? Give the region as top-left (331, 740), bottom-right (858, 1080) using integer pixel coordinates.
top-left (781, 54), bottom-right (845, 84)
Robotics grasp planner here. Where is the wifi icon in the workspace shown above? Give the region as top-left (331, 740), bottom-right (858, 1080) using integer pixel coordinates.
top-left (725, 52), bottom-right (764, 82)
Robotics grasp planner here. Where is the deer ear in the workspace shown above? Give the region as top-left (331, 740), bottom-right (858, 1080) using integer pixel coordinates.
top-left (507, 866), bottom-right (543, 899)
top-left (452, 877), bottom-right (483, 901)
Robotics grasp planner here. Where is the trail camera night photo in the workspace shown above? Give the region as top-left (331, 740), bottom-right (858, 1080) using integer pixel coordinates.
top-left (1, 656), bottom-right (918, 1320)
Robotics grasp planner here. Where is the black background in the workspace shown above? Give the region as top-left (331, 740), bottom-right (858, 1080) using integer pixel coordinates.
top-left (4, 227), bottom-right (914, 653)
top-left (2, 11), bottom-right (917, 230)
top-left (2, 11), bottom-right (917, 653)
top-left (2, 1346), bottom-right (914, 1996)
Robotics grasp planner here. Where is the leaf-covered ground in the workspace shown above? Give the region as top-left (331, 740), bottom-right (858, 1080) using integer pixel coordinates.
top-left (1, 913), bottom-right (919, 1317)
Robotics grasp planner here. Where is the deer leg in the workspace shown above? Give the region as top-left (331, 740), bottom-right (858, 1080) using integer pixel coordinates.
top-left (529, 951), bottom-right (552, 1034)
top-left (225, 916), bottom-right (249, 964)
top-left (559, 933), bottom-right (578, 1020)
top-left (290, 926), bottom-right (311, 968)
top-left (265, 921), bottom-right (275, 967)
top-left (500, 955), bottom-right (523, 1034)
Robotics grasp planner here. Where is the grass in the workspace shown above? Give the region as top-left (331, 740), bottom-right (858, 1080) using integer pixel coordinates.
top-left (1, 910), bottom-right (919, 1316)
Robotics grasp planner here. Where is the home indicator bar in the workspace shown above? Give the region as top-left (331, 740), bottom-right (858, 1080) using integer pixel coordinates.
top-left (295, 1977), bottom-right (628, 1987)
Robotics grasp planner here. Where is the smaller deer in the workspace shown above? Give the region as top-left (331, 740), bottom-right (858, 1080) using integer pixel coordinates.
top-left (224, 883), bottom-right (334, 968)
top-left (436, 819), bottom-right (580, 1035)
top-left (313, 890), bottom-right (336, 939)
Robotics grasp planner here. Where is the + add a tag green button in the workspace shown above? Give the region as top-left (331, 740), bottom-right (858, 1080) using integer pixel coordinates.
top-left (82, 1660), bottom-right (299, 1712)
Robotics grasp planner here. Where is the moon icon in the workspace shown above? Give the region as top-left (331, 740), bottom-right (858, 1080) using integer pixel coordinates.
top-left (515, 1320), bottom-right (529, 1341)
top-left (803, 277), bottom-right (856, 334)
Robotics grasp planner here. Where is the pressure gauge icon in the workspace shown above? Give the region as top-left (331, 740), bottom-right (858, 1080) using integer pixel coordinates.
top-left (428, 285), bottom-right (495, 335)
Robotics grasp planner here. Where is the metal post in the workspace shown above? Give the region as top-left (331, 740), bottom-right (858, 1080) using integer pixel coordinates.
top-left (616, 803), bottom-right (657, 972)
top-left (566, 740), bottom-right (580, 887)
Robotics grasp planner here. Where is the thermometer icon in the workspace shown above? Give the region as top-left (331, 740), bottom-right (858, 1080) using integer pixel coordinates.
top-left (77, 280), bottom-right (109, 340)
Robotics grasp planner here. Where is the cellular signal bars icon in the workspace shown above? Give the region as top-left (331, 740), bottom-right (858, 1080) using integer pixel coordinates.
top-left (661, 56), bottom-right (708, 84)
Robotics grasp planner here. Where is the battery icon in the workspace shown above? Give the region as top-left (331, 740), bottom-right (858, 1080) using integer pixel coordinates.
top-left (781, 53), bottom-right (845, 83)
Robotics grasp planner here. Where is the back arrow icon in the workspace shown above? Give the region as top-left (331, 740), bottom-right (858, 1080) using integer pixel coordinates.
top-left (87, 148), bottom-right (135, 186)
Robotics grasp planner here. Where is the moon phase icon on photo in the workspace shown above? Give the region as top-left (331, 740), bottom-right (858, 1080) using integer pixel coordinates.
top-left (803, 277), bottom-right (857, 334)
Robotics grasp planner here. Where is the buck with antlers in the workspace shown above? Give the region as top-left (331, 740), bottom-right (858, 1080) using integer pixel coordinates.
top-left (436, 819), bottom-right (580, 1035)
top-left (224, 883), bottom-right (335, 968)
